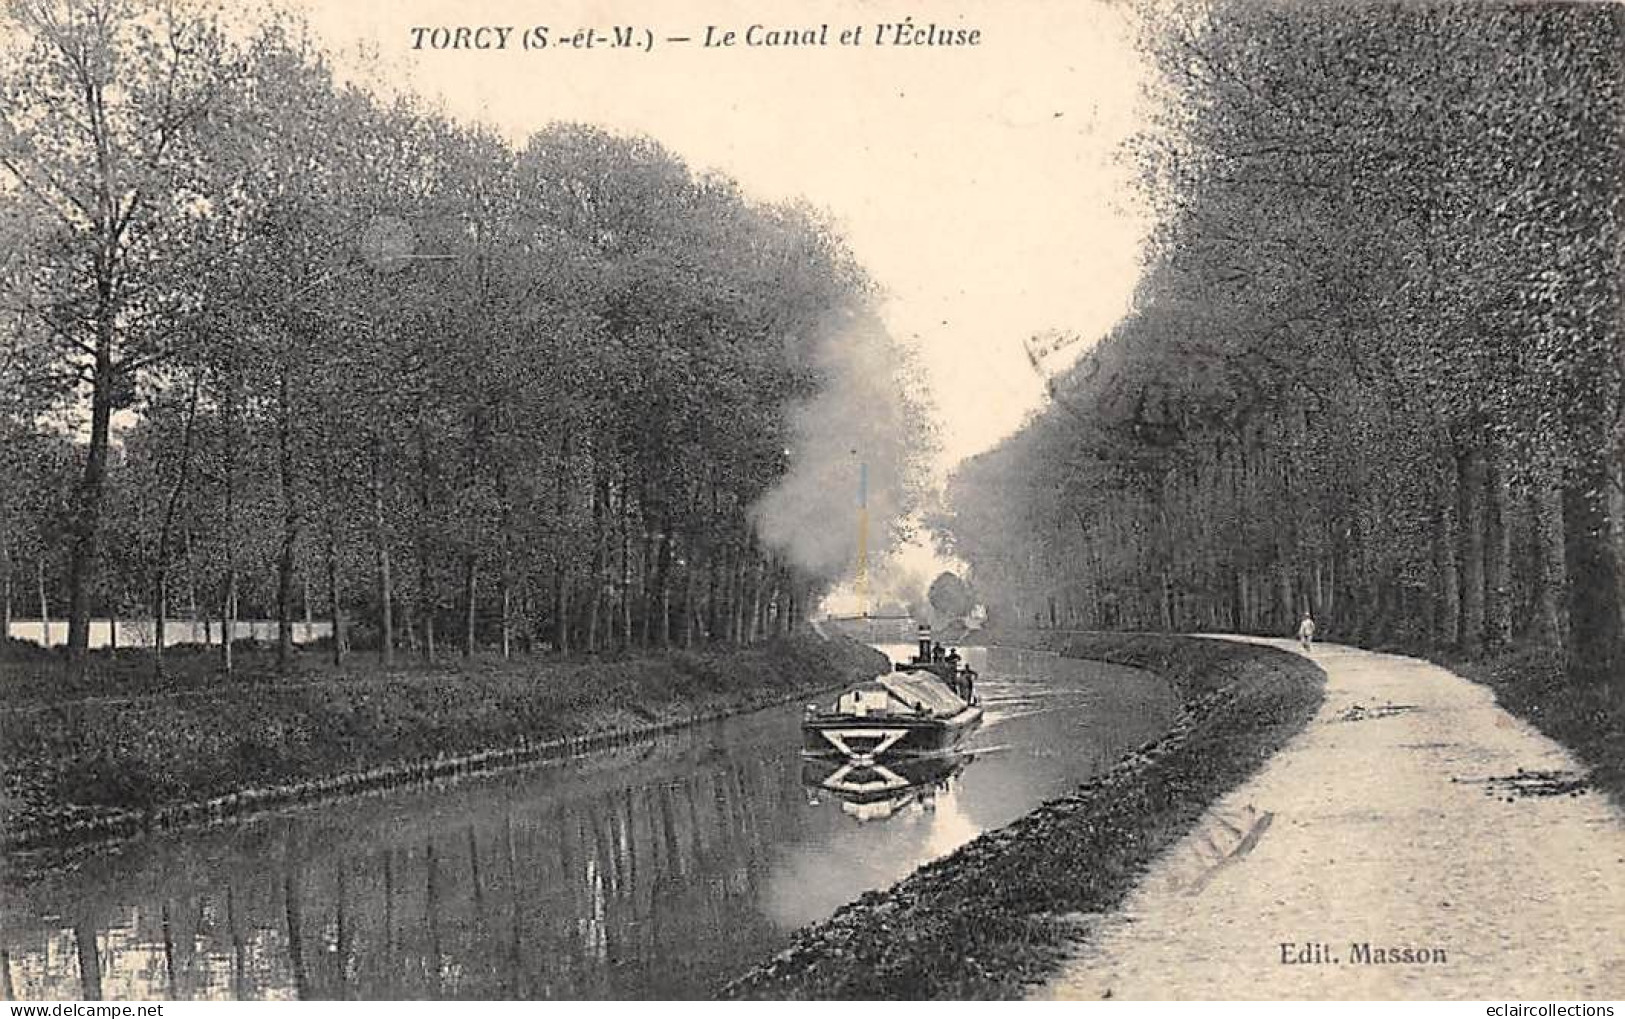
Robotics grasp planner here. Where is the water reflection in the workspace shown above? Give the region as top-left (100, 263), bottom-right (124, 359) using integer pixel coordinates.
top-left (801, 753), bottom-right (969, 819)
top-left (1, 646), bottom-right (1175, 1000)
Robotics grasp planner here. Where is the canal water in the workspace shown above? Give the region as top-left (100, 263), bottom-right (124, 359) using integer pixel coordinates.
top-left (0, 646), bottom-right (1177, 1000)
top-left (6, 619), bottom-right (331, 650)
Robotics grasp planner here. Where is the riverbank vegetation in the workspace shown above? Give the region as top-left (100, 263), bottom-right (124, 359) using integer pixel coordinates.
top-left (0, 634), bottom-right (886, 851)
top-left (0, 1), bottom-right (929, 677)
top-left (724, 634), bottom-right (1324, 999)
top-left (1447, 647), bottom-right (1625, 806)
top-left (940, 3), bottom-right (1622, 769)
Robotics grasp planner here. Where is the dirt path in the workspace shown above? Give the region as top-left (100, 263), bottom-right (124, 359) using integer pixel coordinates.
top-left (1038, 639), bottom-right (1625, 1000)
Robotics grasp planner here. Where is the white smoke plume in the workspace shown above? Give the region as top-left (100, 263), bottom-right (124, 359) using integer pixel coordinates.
top-left (752, 307), bottom-right (934, 587)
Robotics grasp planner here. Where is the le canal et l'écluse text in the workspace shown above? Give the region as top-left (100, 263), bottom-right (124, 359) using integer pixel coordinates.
top-left (409, 20), bottom-right (982, 52)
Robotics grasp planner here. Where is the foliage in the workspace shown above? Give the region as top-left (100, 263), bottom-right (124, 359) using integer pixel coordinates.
top-left (0, 1), bottom-right (931, 670)
top-left (927, 571), bottom-right (972, 619)
top-left (940, 0), bottom-right (1623, 685)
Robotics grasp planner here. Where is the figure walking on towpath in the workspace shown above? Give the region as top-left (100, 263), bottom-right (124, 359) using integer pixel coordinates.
top-left (1297, 612), bottom-right (1316, 652)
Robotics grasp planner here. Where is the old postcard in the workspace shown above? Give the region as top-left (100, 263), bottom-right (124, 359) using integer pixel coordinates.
top-left (1, 0), bottom-right (1621, 1004)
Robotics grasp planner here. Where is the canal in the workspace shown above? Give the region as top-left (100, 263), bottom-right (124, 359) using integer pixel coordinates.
top-left (0, 646), bottom-right (1177, 1000)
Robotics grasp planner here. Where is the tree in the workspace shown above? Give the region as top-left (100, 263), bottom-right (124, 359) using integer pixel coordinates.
top-left (927, 571), bottom-right (972, 620)
top-left (1, 5), bottom-right (925, 676)
top-left (943, 0), bottom-right (1622, 687)
top-left (0, 0), bottom-right (241, 661)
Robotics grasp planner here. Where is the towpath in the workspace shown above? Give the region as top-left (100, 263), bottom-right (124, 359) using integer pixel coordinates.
top-left (1037, 639), bottom-right (1625, 1000)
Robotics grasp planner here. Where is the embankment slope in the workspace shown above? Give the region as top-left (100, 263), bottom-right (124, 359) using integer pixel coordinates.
top-left (1, 635), bottom-right (885, 852)
top-left (724, 632), bottom-right (1325, 999)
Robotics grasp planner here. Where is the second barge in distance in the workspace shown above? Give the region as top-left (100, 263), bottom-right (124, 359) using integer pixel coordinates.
top-left (801, 626), bottom-right (983, 759)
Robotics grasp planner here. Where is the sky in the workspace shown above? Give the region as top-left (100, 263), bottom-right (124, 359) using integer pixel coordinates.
top-left (292, 0), bottom-right (1150, 465)
top-left (290, 0), bottom-right (1153, 604)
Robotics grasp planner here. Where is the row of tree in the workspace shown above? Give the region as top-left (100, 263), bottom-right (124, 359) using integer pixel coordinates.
top-left (941, 0), bottom-right (1623, 683)
top-left (1, 0), bottom-right (925, 672)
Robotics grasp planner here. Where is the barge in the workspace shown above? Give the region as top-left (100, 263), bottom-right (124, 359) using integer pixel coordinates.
top-left (801, 626), bottom-right (982, 760)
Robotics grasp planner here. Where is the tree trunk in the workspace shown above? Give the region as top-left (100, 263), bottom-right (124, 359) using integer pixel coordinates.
top-left (587, 469), bottom-right (606, 652)
top-left (650, 527), bottom-right (672, 648)
top-left (276, 532), bottom-right (297, 668)
top-left (732, 552), bottom-right (748, 644)
top-left (274, 365), bottom-right (299, 673)
top-left (2, 538), bottom-right (11, 647)
top-left (703, 545), bottom-right (719, 643)
top-left (683, 553), bottom-right (699, 649)
top-left (201, 583), bottom-right (213, 650)
top-left (1233, 570), bottom-right (1248, 634)
top-left (224, 582), bottom-right (237, 661)
top-left (74, 923), bottom-right (101, 1001)
top-left (501, 581), bottom-right (511, 660)
top-left (185, 529), bottom-right (201, 644)
top-left (66, 315), bottom-right (116, 664)
top-left (1563, 469), bottom-right (1623, 683)
top-left (327, 514), bottom-right (345, 667)
top-left (1532, 479), bottom-right (1568, 650)
top-left (497, 462), bottom-right (513, 661)
top-left (462, 556), bottom-right (477, 658)
top-left (37, 556), bottom-right (49, 646)
top-left (1343, 504), bottom-right (1368, 640)
top-left (372, 436), bottom-right (394, 667)
top-left (1610, 465), bottom-right (1625, 669)
top-left (661, 571), bottom-right (672, 646)
top-left (1435, 482), bottom-right (1461, 649)
top-left (1484, 453), bottom-right (1513, 649)
top-left (552, 430), bottom-right (571, 654)
top-left (1457, 445), bottom-right (1487, 656)
top-left (221, 381), bottom-right (238, 675)
top-left (61, 75), bottom-right (128, 665)
top-left (552, 562), bottom-right (569, 655)
top-left (637, 524), bottom-right (656, 648)
top-left (1323, 554), bottom-right (1337, 624)
top-left (747, 558), bottom-right (765, 644)
top-left (1275, 563), bottom-right (1293, 637)
top-left (774, 571), bottom-right (789, 636)
top-left (1160, 568), bottom-right (1175, 632)
top-left (416, 420), bottom-right (438, 663)
top-left (618, 485), bottom-right (632, 653)
top-left (153, 377), bottom-right (202, 676)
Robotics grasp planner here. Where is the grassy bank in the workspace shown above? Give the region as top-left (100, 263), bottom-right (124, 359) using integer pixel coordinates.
top-left (0, 635), bottom-right (886, 852)
top-left (1434, 644), bottom-right (1625, 808)
top-left (724, 632), bottom-right (1324, 1000)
